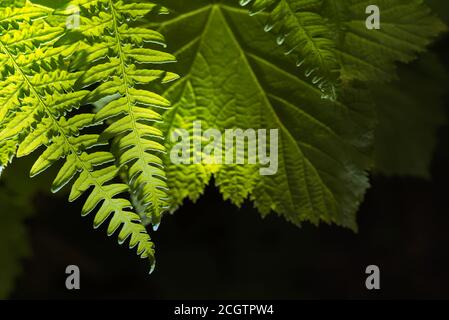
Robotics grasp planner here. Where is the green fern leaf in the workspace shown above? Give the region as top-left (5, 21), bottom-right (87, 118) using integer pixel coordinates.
top-left (0, 139), bottom-right (17, 173)
top-left (0, 4), bottom-right (156, 269)
top-left (0, 3), bottom-right (56, 171)
top-left (69, 0), bottom-right (178, 226)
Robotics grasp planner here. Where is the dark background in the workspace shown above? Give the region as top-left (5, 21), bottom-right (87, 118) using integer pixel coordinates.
top-left (6, 8), bottom-right (449, 301)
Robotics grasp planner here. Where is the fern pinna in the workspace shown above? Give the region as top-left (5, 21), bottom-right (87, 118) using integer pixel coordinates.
top-left (0, 2), bottom-right (174, 271)
top-left (0, 4), bottom-right (53, 169)
top-left (66, 0), bottom-right (179, 228)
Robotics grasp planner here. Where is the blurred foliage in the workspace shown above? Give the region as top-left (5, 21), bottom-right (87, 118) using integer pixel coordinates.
top-left (373, 53), bottom-right (448, 178)
top-left (0, 158), bottom-right (54, 298)
top-left (1, 0), bottom-right (25, 6)
top-left (427, 0), bottom-right (449, 24)
top-left (0, 190), bottom-right (30, 299)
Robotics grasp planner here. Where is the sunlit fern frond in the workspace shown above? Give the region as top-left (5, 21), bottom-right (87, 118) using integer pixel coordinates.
top-left (64, 0), bottom-right (178, 227)
top-left (0, 3), bottom-right (156, 270)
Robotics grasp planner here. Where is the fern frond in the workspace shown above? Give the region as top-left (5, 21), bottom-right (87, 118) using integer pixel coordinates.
top-left (0, 4), bottom-right (156, 268)
top-left (71, 0), bottom-right (178, 226)
top-left (241, 0), bottom-right (339, 100)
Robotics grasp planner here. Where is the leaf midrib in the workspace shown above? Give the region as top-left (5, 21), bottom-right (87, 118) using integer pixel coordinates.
top-left (109, 0), bottom-right (165, 219)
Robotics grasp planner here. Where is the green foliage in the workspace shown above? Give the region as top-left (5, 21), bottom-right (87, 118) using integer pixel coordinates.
top-left (245, 0), bottom-right (446, 84)
top-left (426, 0), bottom-right (449, 25)
top-left (147, 0), bottom-right (445, 230)
top-left (373, 53), bottom-right (448, 178)
top-left (0, 3), bottom-right (56, 169)
top-left (241, 0), bottom-right (340, 99)
top-left (68, 0), bottom-right (179, 227)
top-left (324, 0), bottom-right (446, 83)
top-left (0, 1), bottom-right (176, 271)
top-left (1, 0), bottom-right (26, 7)
top-left (31, 0), bottom-right (70, 8)
top-left (0, 0), bottom-right (447, 281)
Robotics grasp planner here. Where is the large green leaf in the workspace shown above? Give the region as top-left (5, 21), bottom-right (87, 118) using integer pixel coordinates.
top-left (150, 0), bottom-right (375, 230)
